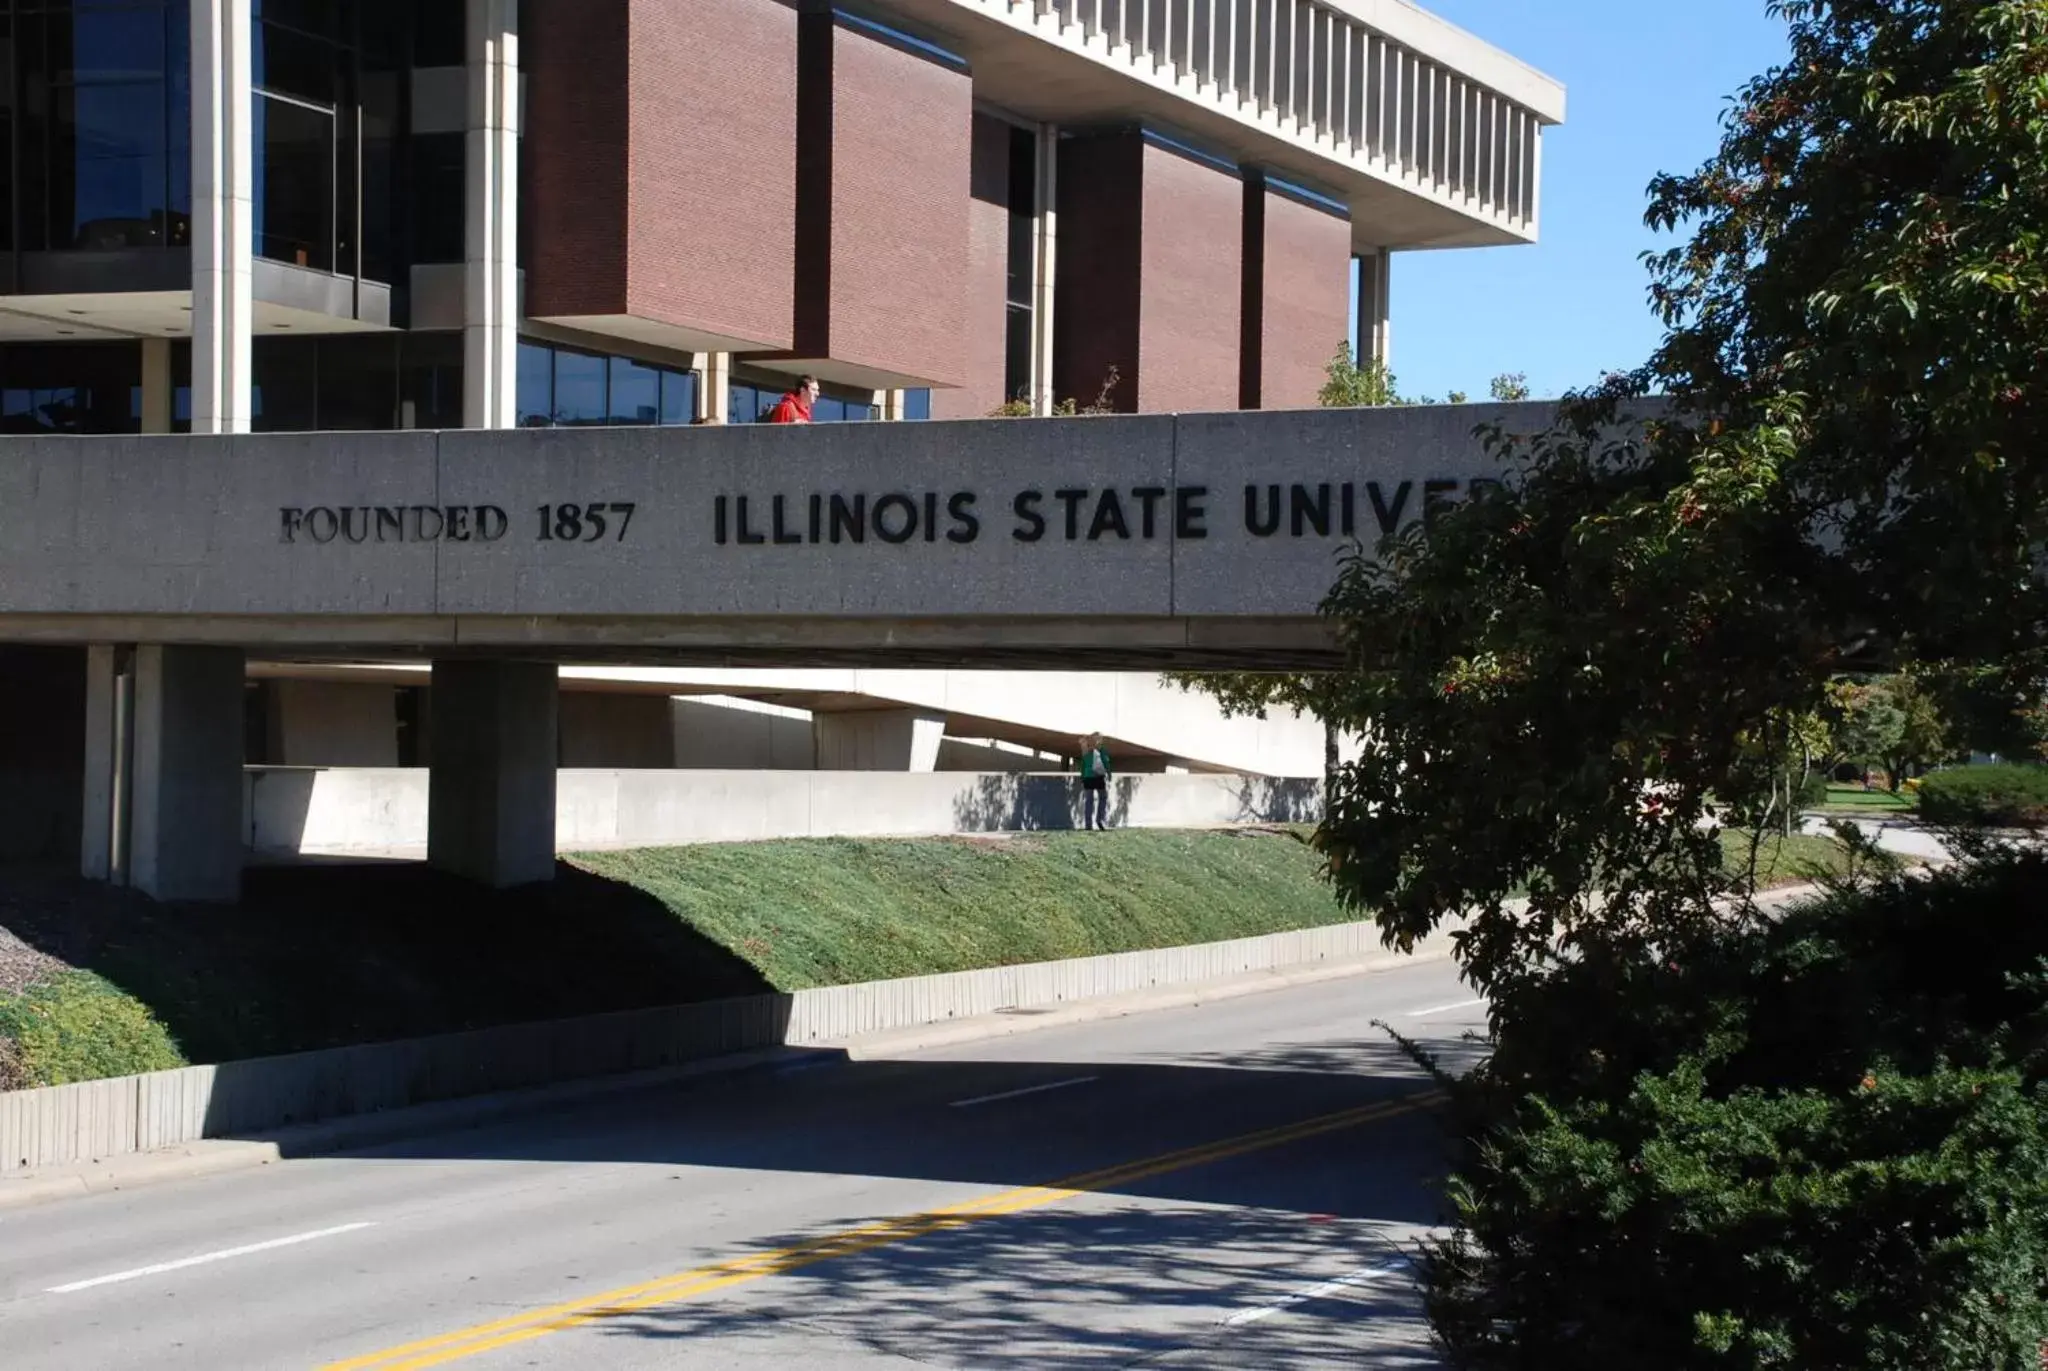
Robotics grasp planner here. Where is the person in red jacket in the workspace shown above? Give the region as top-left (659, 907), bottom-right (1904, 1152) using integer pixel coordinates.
top-left (765, 375), bottom-right (819, 424)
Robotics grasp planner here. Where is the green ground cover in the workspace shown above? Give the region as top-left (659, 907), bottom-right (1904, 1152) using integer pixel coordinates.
top-left (0, 827), bottom-right (1860, 1089)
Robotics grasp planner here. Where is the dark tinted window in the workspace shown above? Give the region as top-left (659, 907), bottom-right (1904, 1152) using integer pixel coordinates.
top-left (516, 341), bottom-right (552, 427)
top-left (551, 349), bottom-right (606, 426)
top-left (660, 369), bottom-right (697, 425)
top-left (608, 356), bottom-right (659, 425)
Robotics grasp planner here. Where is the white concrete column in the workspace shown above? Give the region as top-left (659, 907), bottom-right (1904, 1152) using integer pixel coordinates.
top-left (463, 0), bottom-right (521, 430)
top-left (698, 352), bottom-right (733, 423)
top-left (1356, 247), bottom-right (1391, 366)
top-left (190, 0), bottom-right (252, 435)
top-left (1030, 122), bottom-right (1059, 416)
top-left (140, 339), bottom-right (174, 434)
top-left (814, 708), bottom-right (946, 772)
top-left (130, 646), bottom-right (247, 902)
top-left (428, 660), bottom-right (557, 887)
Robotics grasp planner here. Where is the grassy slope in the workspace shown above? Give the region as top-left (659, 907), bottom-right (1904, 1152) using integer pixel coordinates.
top-left (570, 829), bottom-right (1352, 990)
top-left (0, 827), bottom-right (1860, 1088)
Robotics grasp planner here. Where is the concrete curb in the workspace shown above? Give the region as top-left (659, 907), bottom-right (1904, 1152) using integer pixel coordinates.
top-left (0, 938), bottom-right (1455, 1211)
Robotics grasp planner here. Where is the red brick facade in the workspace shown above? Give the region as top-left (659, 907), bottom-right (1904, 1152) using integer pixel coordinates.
top-left (1054, 131), bottom-right (1242, 414)
top-left (1242, 175), bottom-right (1353, 410)
top-left (525, 0), bottom-right (798, 351)
top-left (933, 113), bottom-right (1018, 419)
top-left (790, 16), bottom-right (970, 388)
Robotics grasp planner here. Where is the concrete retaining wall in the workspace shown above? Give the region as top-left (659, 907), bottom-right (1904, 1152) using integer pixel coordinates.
top-left (2, 915), bottom-right (1410, 1174)
top-left (244, 767), bottom-right (1323, 855)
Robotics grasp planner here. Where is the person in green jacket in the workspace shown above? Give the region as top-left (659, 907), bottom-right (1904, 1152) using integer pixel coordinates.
top-left (1078, 733), bottom-right (1112, 831)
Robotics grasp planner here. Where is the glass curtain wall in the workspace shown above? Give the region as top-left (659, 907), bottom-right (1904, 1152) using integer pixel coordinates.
top-left (0, 0), bottom-right (191, 255)
top-left (515, 339), bottom-right (700, 429)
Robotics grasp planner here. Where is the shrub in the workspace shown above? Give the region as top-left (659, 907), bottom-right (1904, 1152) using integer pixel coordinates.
top-left (0, 972), bottom-right (185, 1087)
top-left (1917, 763), bottom-right (2048, 830)
top-left (1424, 853), bottom-right (2048, 1369)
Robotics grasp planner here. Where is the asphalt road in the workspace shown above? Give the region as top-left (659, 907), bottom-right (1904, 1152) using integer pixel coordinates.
top-left (0, 958), bottom-right (1487, 1370)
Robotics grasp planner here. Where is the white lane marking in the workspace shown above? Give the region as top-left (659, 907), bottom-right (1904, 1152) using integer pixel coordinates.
top-left (46, 1222), bottom-right (376, 1294)
top-left (1407, 998), bottom-right (1486, 1018)
top-left (949, 1075), bottom-right (1099, 1108)
top-left (1222, 1262), bottom-right (1408, 1328)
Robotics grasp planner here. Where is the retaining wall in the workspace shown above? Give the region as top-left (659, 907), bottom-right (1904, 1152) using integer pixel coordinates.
top-left (2, 915), bottom-right (1416, 1175)
top-left (244, 767), bottom-right (1324, 855)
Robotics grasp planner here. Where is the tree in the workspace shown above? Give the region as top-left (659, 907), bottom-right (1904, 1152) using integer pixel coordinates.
top-left (1316, 340), bottom-right (1398, 408)
top-left (1831, 673), bottom-right (1954, 788)
top-left (1306, 2), bottom-right (2048, 1360)
top-left (1488, 373), bottom-right (1531, 402)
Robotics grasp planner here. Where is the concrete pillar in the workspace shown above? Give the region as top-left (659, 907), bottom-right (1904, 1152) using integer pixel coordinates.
top-left (427, 660), bottom-right (557, 887)
top-left (130, 646), bottom-right (247, 902)
top-left (1356, 248), bottom-right (1391, 366)
top-left (140, 338), bottom-right (174, 434)
top-left (463, 0), bottom-right (520, 430)
top-left (814, 708), bottom-right (947, 772)
top-left (698, 352), bottom-right (732, 423)
top-left (1030, 122), bottom-right (1059, 416)
top-left (190, 0), bottom-right (253, 434)
top-left (81, 646), bottom-right (119, 880)
top-left (0, 648), bottom-right (88, 864)
top-left (266, 680), bottom-right (399, 766)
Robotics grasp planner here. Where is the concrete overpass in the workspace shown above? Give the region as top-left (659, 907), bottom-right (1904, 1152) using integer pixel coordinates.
top-left (0, 401), bottom-right (1592, 900)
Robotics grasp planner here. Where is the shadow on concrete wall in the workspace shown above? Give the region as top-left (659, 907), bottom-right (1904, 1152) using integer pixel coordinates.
top-left (244, 767), bottom-right (319, 855)
top-left (947, 776), bottom-right (1146, 832)
top-left (1227, 776), bottom-right (1323, 825)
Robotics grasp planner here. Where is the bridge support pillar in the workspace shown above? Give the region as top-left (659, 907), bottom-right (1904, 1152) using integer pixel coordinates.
top-left (813, 708), bottom-right (946, 772)
top-left (105, 646), bottom-right (247, 902)
top-left (428, 660), bottom-right (557, 887)
top-left (0, 648), bottom-right (88, 866)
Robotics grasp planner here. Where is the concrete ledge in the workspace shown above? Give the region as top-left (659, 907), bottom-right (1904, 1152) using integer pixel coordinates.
top-left (1, 914), bottom-right (1446, 1195)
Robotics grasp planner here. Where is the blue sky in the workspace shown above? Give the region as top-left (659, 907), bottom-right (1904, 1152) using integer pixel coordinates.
top-left (1375, 1), bottom-right (1794, 401)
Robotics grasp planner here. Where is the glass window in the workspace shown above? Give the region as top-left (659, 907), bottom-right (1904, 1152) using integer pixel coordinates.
top-left (255, 93), bottom-right (336, 269)
top-left (408, 132), bottom-right (464, 264)
top-left (812, 396), bottom-right (843, 423)
top-left (254, 19), bottom-right (338, 104)
top-left (659, 369), bottom-right (697, 425)
top-left (251, 337), bottom-right (319, 432)
top-left (551, 348), bottom-right (606, 426)
top-left (315, 335), bottom-right (399, 430)
top-left (730, 382), bottom-right (765, 423)
top-left (608, 356), bottom-right (658, 425)
top-left (401, 331), bottom-right (463, 429)
top-left (413, 1), bottom-right (466, 67)
top-left (516, 342), bottom-right (553, 427)
top-left (904, 389), bottom-right (931, 420)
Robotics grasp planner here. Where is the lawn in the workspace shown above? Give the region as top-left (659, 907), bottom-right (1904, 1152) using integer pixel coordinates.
top-left (1818, 784), bottom-right (1917, 813)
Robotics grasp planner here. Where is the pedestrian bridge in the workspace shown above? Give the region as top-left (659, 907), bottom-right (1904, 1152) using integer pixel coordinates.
top-left (0, 403), bottom-right (1561, 671)
top-left (0, 401), bottom-right (1633, 902)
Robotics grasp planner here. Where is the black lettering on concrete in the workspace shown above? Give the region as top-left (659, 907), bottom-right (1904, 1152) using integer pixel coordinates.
top-left (923, 492), bottom-right (939, 543)
top-left (1175, 486), bottom-right (1208, 540)
top-left (306, 507), bottom-right (339, 543)
top-left (735, 495), bottom-right (766, 545)
top-left (476, 506), bottom-right (508, 541)
top-left (280, 508), bottom-right (304, 543)
top-left (1131, 486), bottom-right (1165, 539)
top-left (1290, 484), bottom-right (1331, 537)
top-left (830, 493), bottom-right (865, 544)
top-left (1245, 484), bottom-right (1282, 537)
top-left (338, 508), bottom-right (369, 544)
top-left (1054, 488), bottom-right (1088, 541)
top-left (375, 506), bottom-right (403, 542)
top-left (413, 505), bottom-right (445, 541)
top-left (809, 493), bottom-right (823, 543)
top-left (1367, 481), bottom-right (1410, 535)
top-left (1340, 483), bottom-right (1356, 537)
top-left (1087, 489), bottom-right (1130, 541)
top-left (1013, 490), bottom-right (1046, 542)
top-left (445, 506), bottom-right (472, 542)
top-left (873, 493), bottom-right (917, 544)
top-left (947, 492), bottom-right (980, 544)
top-left (715, 494), bottom-right (729, 545)
top-left (771, 494), bottom-right (803, 545)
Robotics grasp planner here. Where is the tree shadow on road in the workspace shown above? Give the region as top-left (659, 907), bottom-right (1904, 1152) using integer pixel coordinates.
top-left (590, 1202), bottom-right (1439, 1368)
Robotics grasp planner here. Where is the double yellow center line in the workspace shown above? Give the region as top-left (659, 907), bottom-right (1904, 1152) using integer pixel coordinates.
top-left (320, 1089), bottom-right (1442, 1370)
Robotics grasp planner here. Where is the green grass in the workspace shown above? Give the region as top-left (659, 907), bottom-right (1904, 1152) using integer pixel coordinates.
top-left (570, 829), bottom-right (1352, 991)
top-left (1818, 785), bottom-right (1917, 813)
top-left (0, 971), bottom-right (183, 1087)
top-left (1716, 830), bottom-right (1864, 887)
top-left (0, 825), bottom-right (1876, 1088)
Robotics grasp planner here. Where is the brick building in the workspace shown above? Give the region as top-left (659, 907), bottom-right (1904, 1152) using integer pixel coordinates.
top-left (0, 0), bottom-right (1562, 433)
